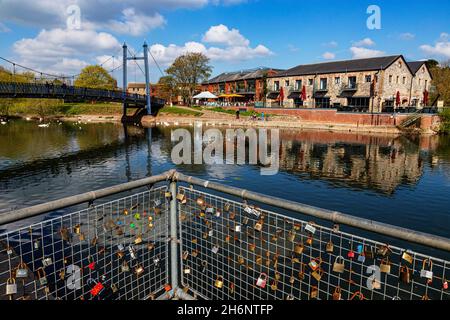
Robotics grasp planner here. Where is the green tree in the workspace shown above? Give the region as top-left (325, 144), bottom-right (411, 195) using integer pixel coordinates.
top-left (166, 53), bottom-right (212, 106)
top-left (74, 65), bottom-right (117, 90)
top-left (157, 75), bottom-right (177, 105)
top-left (426, 59), bottom-right (440, 69)
top-left (430, 63), bottom-right (450, 106)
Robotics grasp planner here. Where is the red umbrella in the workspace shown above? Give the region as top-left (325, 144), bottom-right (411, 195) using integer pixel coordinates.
top-left (423, 90), bottom-right (429, 106)
top-left (279, 87), bottom-right (284, 105)
top-left (301, 85), bottom-right (307, 101)
top-left (396, 91), bottom-right (401, 107)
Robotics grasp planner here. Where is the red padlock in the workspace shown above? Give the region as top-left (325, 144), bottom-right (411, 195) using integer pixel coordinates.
top-left (88, 262), bottom-right (96, 271)
top-left (443, 280), bottom-right (448, 290)
top-left (256, 273), bottom-right (268, 289)
top-left (90, 282), bottom-right (104, 297)
top-left (348, 250), bottom-right (355, 259)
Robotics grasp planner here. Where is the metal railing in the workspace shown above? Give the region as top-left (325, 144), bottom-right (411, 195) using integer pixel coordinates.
top-left (1, 170), bottom-right (449, 300)
top-left (0, 81), bottom-right (166, 107)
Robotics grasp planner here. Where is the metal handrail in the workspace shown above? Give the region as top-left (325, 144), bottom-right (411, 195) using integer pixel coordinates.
top-left (1, 170), bottom-right (450, 252)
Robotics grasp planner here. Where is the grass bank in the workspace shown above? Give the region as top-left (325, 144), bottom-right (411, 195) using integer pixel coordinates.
top-left (158, 106), bottom-right (203, 117)
top-left (191, 106), bottom-right (275, 117)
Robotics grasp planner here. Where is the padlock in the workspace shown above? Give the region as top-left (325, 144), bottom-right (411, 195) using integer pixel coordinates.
top-left (6, 246), bottom-right (13, 255)
top-left (154, 257), bottom-right (161, 267)
top-left (347, 250), bottom-right (355, 259)
top-left (421, 295), bottom-right (430, 301)
top-left (128, 246), bottom-right (137, 260)
top-left (357, 252), bottom-right (366, 264)
top-left (309, 258), bottom-right (321, 271)
top-left (224, 203), bottom-right (231, 212)
top-left (420, 259), bottom-right (433, 280)
top-left (154, 199), bottom-right (162, 207)
top-left (400, 266), bottom-right (411, 284)
top-left (182, 251), bottom-right (189, 260)
top-left (154, 207), bottom-right (162, 215)
top-left (205, 207), bottom-right (214, 215)
top-left (229, 212), bottom-right (236, 220)
top-left (34, 239), bottom-right (40, 250)
top-left (147, 243), bottom-right (155, 251)
top-left (191, 249), bottom-right (199, 258)
top-left (165, 191), bottom-right (172, 199)
top-left (364, 246), bottom-right (374, 259)
top-left (294, 242), bottom-right (304, 255)
top-left (332, 256), bottom-right (345, 273)
top-left (37, 268), bottom-right (47, 286)
top-left (332, 287), bottom-right (342, 300)
top-left (249, 243), bottom-right (256, 252)
top-left (6, 277), bottom-right (17, 296)
top-left (79, 233), bottom-right (86, 241)
top-left (286, 295), bottom-right (295, 300)
top-left (225, 235), bottom-right (231, 243)
top-left (123, 209), bottom-right (129, 215)
top-left (306, 236), bottom-right (313, 246)
top-left (287, 230), bottom-right (296, 242)
top-left (356, 244), bottom-right (364, 254)
top-left (212, 246), bottom-right (219, 254)
top-left (443, 280), bottom-right (448, 290)
top-left (134, 234), bottom-right (143, 245)
top-left (311, 269), bottom-right (324, 281)
top-left (289, 275), bottom-right (295, 284)
top-left (42, 257), bottom-right (53, 267)
top-left (256, 273), bottom-right (268, 289)
top-left (380, 258), bottom-right (391, 274)
top-left (256, 255), bottom-right (263, 266)
top-left (214, 276), bottom-right (224, 289)
top-left (60, 227), bottom-right (70, 241)
top-left (134, 265), bottom-right (145, 276)
top-left (305, 222), bottom-right (316, 234)
top-left (229, 283), bottom-right (235, 294)
top-left (310, 286), bottom-right (319, 299)
top-left (184, 266), bottom-right (191, 274)
top-left (176, 193), bottom-right (187, 204)
top-left (90, 282), bottom-right (105, 297)
top-left (326, 241), bottom-right (334, 253)
top-left (196, 197), bottom-right (205, 207)
top-left (91, 236), bottom-right (98, 246)
top-left (74, 224), bottom-right (81, 234)
top-left (235, 224), bottom-right (241, 233)
top-left (402, 251), bottom-right (414, 264)
top-left (377, 245), bottom-right (391, 258)
top-left (111, 284), bottom-right (119, 294)
top-left (270, 280), bottom-right (278, 291)
top-left (201, 260), bottom-right (208, 273)
top-left (133, 213), bottom-right (141, 220)
top-left (371, 278), bottom-right (381, 290)
top-left (16, 262), bottom-right (29, 279)
top-left (121, 261), bottom-right (130, 272)
top-left (254, 220), bottom-right (263, 232)
top-left (350, 291), bottom-right (365, 300)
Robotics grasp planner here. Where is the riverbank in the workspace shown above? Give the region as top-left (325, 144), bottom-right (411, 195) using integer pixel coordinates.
top-left (1, 102), bottom-right (442, 135)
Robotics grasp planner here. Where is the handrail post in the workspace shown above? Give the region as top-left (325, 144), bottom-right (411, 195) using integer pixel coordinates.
top-left (169, 179), bottom-right (179, 293)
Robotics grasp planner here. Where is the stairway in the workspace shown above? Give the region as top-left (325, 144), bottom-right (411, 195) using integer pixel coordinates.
top-left (398, 111), bottom-right (422, 129)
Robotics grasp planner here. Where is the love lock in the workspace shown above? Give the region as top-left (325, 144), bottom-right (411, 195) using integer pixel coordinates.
top-left (420, 259), bottom-right (433, 280)
top-left (6, 278), bottom-right (17, 296)
top-left (214, 276), bottom-right (224, 289)
top-left (256, 273), bottom-right (268, 289)
top-left (16, 261), bottom-right (29, 279)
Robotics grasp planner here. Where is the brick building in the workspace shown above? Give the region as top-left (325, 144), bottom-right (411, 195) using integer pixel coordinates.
top-left (266, 55), bottom-right (432, 112)
top-left (202, 68), bottom-right (283, 103)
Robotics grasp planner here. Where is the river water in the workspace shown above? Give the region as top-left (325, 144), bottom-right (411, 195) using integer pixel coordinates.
top-left (0, 120), bottom-right (449, 240)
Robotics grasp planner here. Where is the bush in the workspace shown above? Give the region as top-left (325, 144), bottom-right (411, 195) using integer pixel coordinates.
top-left (439, 108), bottom-right (450, 134)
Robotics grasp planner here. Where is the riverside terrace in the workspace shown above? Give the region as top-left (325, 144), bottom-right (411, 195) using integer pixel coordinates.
top-left (265, 55), bottom-right (433, 112)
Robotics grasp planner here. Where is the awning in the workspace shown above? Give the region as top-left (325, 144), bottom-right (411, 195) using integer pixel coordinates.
top-left (288, 92), bottom-right (301, 99)
top-left (267, 92), bottom-right (279, 99)
top-left (219, 94), bottom-right (245, 98)
top-left (193, 91), bottom-right (218, 99)
top-left (313, 91), bottom-right (328, 98)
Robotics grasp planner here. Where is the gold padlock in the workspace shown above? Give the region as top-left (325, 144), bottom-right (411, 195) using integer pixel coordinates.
top-left (287, 230), bottom-right (296, 242)
top-left (256, 255), bottom-right (263, 265)
top-left (380, 258), bottom-right (391, 274)
top-left (74, 224), bottom-right (81, 234)
top-left (79, 233), bottom-right (86, 241)
top-left (134, 265), bottom-right (145, 276)
top-left (311, 268), bottom-right (324, 281)
top-left (294, 242), bottom-right (304, 255)
top-left (310, 286), bottom-right (319, 299)
top-left (134, 235), bottom-right (143, 245)
top-left (254, 220), bottom-right (264, 232)
top-left (332, 256), bottom-right (345, 273)
top-left (306, 236), bottom-right (313, 246)
top-left (215, 276), bottom-right (224, 289)
top-left (249, 243), bottom-right (256, 252)
top-left (270, 280), bottom-right (278, 291)
top-left (332, 287), bottom-right (342, 300)
top-left (196, 197), bottom-right (205, 207)
top-left (402, 251), bottom-right (414, 264)
top-left (326, 241), bottom-right (334, 253)
top-left (176, 193), bottom-right (187, 204)
top-left (123, 209), bottom-right (129, 216)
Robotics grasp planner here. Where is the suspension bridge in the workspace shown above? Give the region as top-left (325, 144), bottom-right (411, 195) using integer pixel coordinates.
top-left (0, 42), bottom-right (166, 121)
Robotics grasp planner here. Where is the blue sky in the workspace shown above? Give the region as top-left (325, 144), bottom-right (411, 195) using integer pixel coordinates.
top-left (0, 0), bottom-right (449, 84)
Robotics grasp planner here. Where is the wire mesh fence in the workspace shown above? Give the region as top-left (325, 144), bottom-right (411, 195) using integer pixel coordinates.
top-left (0, 187), bottom-right (169, 301)
top-left (178, 186), bottom-right (450, 301)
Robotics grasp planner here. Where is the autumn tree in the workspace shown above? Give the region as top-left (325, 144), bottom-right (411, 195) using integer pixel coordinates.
top-left (157, 75), bottom-right (177, 105)
top-left (166, 53), bottom-right (212, 106)
top-left (75, 65), bottom-right (117, 90)
top-left (430, 62), bottom-right (450, 106)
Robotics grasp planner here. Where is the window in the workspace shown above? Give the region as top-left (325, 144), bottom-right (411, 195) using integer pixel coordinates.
top-left (285, 80), bottom-right (290, 87)
top-left (295, 80), bottom-right (302, 90)
top-left (315, 98), bottom-right (331, 108)
top-left (396, 76), bottom-right (399, 84)
top-left (274, 81), bottom-right (280, 91)
top-left (403, 77), bottom-right (406, 85)
top-left (425, 80), bottom-right (428, 89)
top-left (335, 77), bottom-right (341, 85)
top-left (365, 75), bottom-right (372, 83)
top-left (348, 76), bottom-right (357, 88)
top-left (319, 78), bottom-right (328, 90)
top-left (308, 79), bottom-right (313, 86)
top-left (389, 75), bottom-right (393, 83)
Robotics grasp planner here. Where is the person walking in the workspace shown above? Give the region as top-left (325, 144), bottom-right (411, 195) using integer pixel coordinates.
top-left (236, 110), bottom-right (240, 120)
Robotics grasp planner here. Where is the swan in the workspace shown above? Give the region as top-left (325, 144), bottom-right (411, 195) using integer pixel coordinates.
top-left (38, 124), bottom-right (50, 128)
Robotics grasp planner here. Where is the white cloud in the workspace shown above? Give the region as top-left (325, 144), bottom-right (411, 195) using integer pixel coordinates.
top-left (419, 33), bottom-right (450, 60)
top-left (350, 47), bottom-right (385, 59)
top-left (399, 33), bottom-right (415, 41)
top-left (322, 52), bottom-right (335, 60)
top-left (353, 38), bottom-right (375, 47)
top-left (203, 24), bottom-right (249, 46)
top-left (100, 9), bottom-right (166, 36)
top-left (13, 28), bottom-right (121, 75)
top-left (151, 24), bottom-right (273, 66)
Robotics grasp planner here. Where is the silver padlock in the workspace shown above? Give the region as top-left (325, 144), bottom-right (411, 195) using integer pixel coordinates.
top-left (118, 244), bottom-right (124, 251)
top-left (154, 256), bottom-right (161, 267)
top-left (357, 254), bottom-right (366, 263)
top-left (305, 223), bottom-right (317, 234)
top-left (6, 278), bottom-right (17, 295)
top-left (212, 246), bottom-right (219, 254)
top-left (235, 225), bottom-right (242, 233)
top-left (42, 257), bottom-right (53, 267)
top-left (16, 262), bottom-right (29, 278)
top-left (154, 199), bottom-right (162, 207)
top-left (37, 268), bottom-right (47, 286)
top-left (420, 259), bottom-right (433, 280)
top-left (34, 240), bottom-right (40, 250)
top-left (121, 261), bottom-right (130, 272)
top-left (6, 246), bottom-right (13, 255)
top-left (206, 207), bottom-right (214, 215)
top-left (128, 246), bottom-right (137, 260)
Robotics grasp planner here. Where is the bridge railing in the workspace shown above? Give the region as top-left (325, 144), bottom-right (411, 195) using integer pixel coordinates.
top-left (0, 81), bottom-right (149, 102)
top-left (1, 170), bottom-right (449, 300)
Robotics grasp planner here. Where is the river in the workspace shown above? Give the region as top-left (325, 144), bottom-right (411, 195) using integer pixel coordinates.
top-left (0, 119), bottom-right (449, 240)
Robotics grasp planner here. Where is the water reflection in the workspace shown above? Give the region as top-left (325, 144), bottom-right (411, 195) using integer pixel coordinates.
top-left (0, 120), bottom-right (449, 237)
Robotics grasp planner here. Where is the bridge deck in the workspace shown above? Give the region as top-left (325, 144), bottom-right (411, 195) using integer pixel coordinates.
top-left (0, 82), bottom-right (165, 108)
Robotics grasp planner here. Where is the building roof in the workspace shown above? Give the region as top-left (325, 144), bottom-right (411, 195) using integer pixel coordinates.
top-left (128, 83), bottom-right (146, 88)
top-left (407, 61), bottom-right (427, 74)
top-left (272, 55), bottom-right (408, 78)
top-left (204, 67), bottom-right (284, 84)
